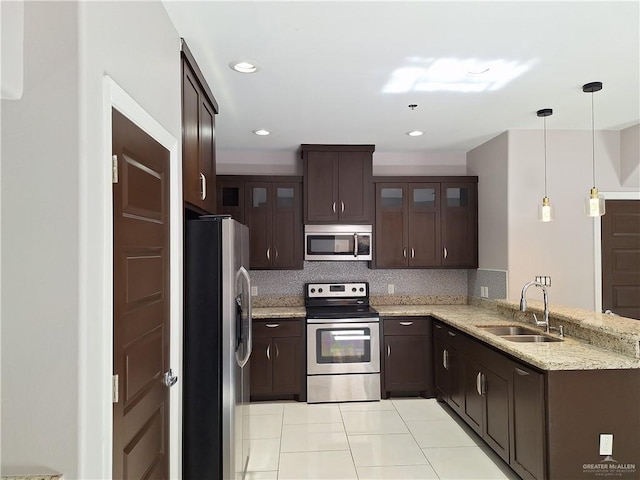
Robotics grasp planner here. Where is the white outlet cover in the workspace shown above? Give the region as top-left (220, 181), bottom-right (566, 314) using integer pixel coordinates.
top-left (599, 433), bottom-right (613, 456)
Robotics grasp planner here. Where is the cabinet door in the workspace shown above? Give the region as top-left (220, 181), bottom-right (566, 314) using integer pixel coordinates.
top-left (384, 335), bottom-right (431, 394)
top-left (511, 363), bottom-right (545, 480)
top-left (375, 184), bottom-right (407, 267)
top-left (250, 337), bottom-right (273, 396)
top-left (441, 183), bottom-right (477, 267)
top-left (199, 99), bottom-right (216, 213)
top-left (182, 64), bottom-right (203, 210)
top-left (483, 368), bottom-right (510, 462)
top-left (433, 333), bottom-right (450, 400)
top-left (245, 183), bottom-right (273, 269)
top-left (304, 151), bottom-right (338, 222)
top-left (462, 355), bottom-right (484, 436)
top-left (408, 183), bottom-right (441, 267)
top-left (337, 151), bottom-right (373, 223)
top-left (272, 336), bottom-right (302, 395)
top-left (272, 182), bottom-right (303, 269)
top-left (217, 181), bottom-right (244, 223)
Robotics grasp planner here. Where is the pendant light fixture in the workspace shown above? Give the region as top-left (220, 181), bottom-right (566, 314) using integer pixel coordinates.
top-left (537, 108), bottom-right (553, 222)
top-left (583, 81), bottom-right (605, 217)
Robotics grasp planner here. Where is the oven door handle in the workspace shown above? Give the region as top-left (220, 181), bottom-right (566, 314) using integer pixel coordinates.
top-left (306, 317), bottom-right (380, 324)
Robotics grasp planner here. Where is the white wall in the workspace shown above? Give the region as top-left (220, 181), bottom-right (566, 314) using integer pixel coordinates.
top-left (217, 149), bottom-right (468, 176)
top-left (1, 2), bottom-right (181, 477)
top-left (620, 123), bottom-right (639, 187)
top-left (507, 129), bottom-right (636, 310)
top-left (466, 132), bottom-right (509, 271)
top-left (1, 1), bottom-right (81, 473)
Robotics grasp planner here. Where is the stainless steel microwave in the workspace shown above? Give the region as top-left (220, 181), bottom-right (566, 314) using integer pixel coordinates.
top-left (304, 225), bottom-right (373, 261)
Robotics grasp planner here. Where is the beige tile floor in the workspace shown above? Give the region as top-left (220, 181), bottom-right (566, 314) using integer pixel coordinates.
top-left (244, 398), bottom-right (520, 480)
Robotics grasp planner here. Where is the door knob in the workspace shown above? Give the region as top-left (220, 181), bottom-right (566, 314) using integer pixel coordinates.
top-left (163, 369), bottom-right (178, 388)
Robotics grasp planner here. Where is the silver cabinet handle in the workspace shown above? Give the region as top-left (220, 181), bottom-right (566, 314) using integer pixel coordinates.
top-left (443, 349), bottom-right (448, 369)
top-left (275, 343), bottom-right (280, 359)
top-left (163, 369), bottom-right (178, 388)
top-left (476, 372), bottom-right (483, 396)
top-left (266, 247), bottom-right (270, 260)
top-left (353, 233), bottom-right (358, 257)
top-left (399, 321), bottom-right (413, 326)
top-left (403, 248), bottom-right (407, 259)
top-left (515, 367), bottom-right (530, 376)
top-left (266, 323), bottom-right (279, 328)
top-left (387, 344), bottom-right (391, 357)
top-left (447, 331), bottom-right (457, 337)
top-left (200, 173), bottom-right (207, 200)
top-left (266, 344), bottom-right (271, 360)
top-left (341, 201), bottom-right (345, 213)
top-left (443, 247), bottom-right (448, 259)
top-left (332, 201), bottom-right (336, 213)
top-left (274, 247), bottom-right (279, 260)
top-left (411, 248), bottom-right (415, 258)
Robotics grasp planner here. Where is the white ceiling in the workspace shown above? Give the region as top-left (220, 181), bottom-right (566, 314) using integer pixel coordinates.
top-left (162, 1), bottom-right (640, 155)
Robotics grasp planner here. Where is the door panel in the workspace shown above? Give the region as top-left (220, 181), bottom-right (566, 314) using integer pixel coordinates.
top-left (272, 183), bottom-right (302, 269)
top-left (245, 183), bottom-right (272, 269)
top-left (602, 200), bottom-right (640, 319)
top-left (376, 184), bottom-right (407, 267)
top-left (305, 151), bottom-right (338, 222)
top-left (338, 151), bottom-right (372, 223)
top-left (113, 108), bottom-right (170, 479)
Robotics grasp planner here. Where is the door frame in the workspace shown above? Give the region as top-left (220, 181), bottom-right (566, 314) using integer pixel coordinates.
top-left (102, 75), bottom-right (182, 478)
top-left (593, 191), bottom-right (640, 313)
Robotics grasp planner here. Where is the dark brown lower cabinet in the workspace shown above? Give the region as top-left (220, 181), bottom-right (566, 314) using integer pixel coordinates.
top-left (250, 318), bottom-right (305, 401)
top-left (382, 317), bottom-right (434, 398)
top-left (433, 320), bottom-right (640, 480)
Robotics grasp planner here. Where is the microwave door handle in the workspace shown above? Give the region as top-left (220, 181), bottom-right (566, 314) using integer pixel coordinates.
top-left (353, 233), bottom-right (358, 257)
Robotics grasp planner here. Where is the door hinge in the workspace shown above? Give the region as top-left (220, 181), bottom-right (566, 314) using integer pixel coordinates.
top-left (112, 155), bottom-right (119, 184)
top-left (112, 374), bottom-right (119, 403)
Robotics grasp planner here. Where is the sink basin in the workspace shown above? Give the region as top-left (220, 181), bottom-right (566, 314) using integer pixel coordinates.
top-left (477, 325), bottom-right (540, 336)
top-left (501, 335), bottom-right (563, 343)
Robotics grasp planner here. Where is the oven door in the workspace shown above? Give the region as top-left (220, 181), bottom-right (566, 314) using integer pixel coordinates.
top-left (307, 321), bottom-right (380, 375)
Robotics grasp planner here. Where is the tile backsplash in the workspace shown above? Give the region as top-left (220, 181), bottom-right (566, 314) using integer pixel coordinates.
top-left (467, 269), bottom-right (508, 300)
top-left (249, 261), bottom-right (468, 297)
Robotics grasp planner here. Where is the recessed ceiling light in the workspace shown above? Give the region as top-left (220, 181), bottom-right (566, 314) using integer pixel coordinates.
top-left (230, 61), bottom-right (259, 74)
top-left (252, 129), bottom-right (271, 136)
top-left (406, 130), bottom-right (424, 137)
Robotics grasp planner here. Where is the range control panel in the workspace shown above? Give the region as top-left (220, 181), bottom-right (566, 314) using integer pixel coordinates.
top-left (305, 282), bottom-right (368, 299)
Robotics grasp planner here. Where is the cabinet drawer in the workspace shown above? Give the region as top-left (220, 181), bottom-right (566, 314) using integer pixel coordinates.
top-left (433, 321), bottom-right (459, 341)
top-left (384, 317), bottom-right (431, 335)
top-left (253, 319), bottom-right (302, 338)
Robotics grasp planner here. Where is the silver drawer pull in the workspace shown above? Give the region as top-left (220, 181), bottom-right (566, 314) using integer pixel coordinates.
top-left (265, 323), bottom-right (280, 328)
top-left (447, 331), bottom-right (457, 337)
top-left (435, 324), bottom-right (443, 329)
top-left (399, 321), bottom-right (413, 326)
top-left (515, 367), bottom-right (530, 376)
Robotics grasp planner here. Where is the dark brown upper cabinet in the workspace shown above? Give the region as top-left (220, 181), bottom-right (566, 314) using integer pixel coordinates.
top-left (374, 177), bottom-right (478, 269)
top-left (302, 144), bottom-right (374, 224)
top-left (217, 176), bottom-right (303, 270)
top-left (181, 39), bottom-right (218, 214)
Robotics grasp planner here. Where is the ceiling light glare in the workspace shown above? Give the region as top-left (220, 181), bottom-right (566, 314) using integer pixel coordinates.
top-left (252, 129), bottom-right (271, 136)
top-left (230, 61), bottom-right (259, 74)
top-left (406, 130), bottom-right (424, 137)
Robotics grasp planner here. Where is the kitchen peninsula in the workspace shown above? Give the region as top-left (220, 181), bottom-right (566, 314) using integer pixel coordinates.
top-left (252, 296), bottom-right (640, 480)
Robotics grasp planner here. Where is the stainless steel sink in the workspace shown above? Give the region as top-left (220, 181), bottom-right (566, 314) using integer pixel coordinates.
top-left (477, 325), bottom-right (541, 336)
top-left (501, 334), bottom-right (563, 343)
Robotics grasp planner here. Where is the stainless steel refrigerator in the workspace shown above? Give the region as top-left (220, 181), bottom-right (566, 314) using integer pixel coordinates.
top-left (184, 215), bottom-right (252, 479)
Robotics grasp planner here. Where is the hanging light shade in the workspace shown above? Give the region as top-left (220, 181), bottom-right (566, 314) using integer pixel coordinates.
top-left (583, 81), bottom-right (605, 217)
top-left (537, 108), bottom-right (554, 222)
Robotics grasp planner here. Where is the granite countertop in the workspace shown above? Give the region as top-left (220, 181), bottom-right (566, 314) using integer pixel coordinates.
top-left (252, 299), bottom-right (640, 372)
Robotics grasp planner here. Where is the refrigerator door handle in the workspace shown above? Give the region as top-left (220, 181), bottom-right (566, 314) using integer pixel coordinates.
top-left (236, 266), bottom-right (253, 368)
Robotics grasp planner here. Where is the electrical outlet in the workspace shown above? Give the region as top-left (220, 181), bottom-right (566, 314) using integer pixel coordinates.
top-left (251, 286), bottom-right (258, 296)
top-left (387, 284), bottom-right (395, 294)
top-left (535, 275), bottom-right (551, 287)
top-left (599, 434), bottom-right (613, 456)
top-left (480, 286), bottom-right (489, 298)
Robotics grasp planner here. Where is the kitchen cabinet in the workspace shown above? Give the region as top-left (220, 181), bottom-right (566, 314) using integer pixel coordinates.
top-left (301, 144), bottom-right (374, 224)
top-left (181, 40), bottom-right (218, 214)
top-left (382, 317), bottom-right (434, 398)
top-left (433, 320), bottom-right (640, 480)
top-left (250, 318), bottom-right (305, 401)
top-left (374, 177), bottom-right (477, 268)
top-left (217, 176), bottom-right (303, 270)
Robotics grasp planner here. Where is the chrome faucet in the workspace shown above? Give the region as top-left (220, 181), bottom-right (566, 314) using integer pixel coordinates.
top-left (520, 280), bottom-right (550, 333)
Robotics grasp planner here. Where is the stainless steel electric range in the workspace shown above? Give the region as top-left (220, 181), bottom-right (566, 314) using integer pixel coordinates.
top-left (305, 282), bottom-right (381, 403)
